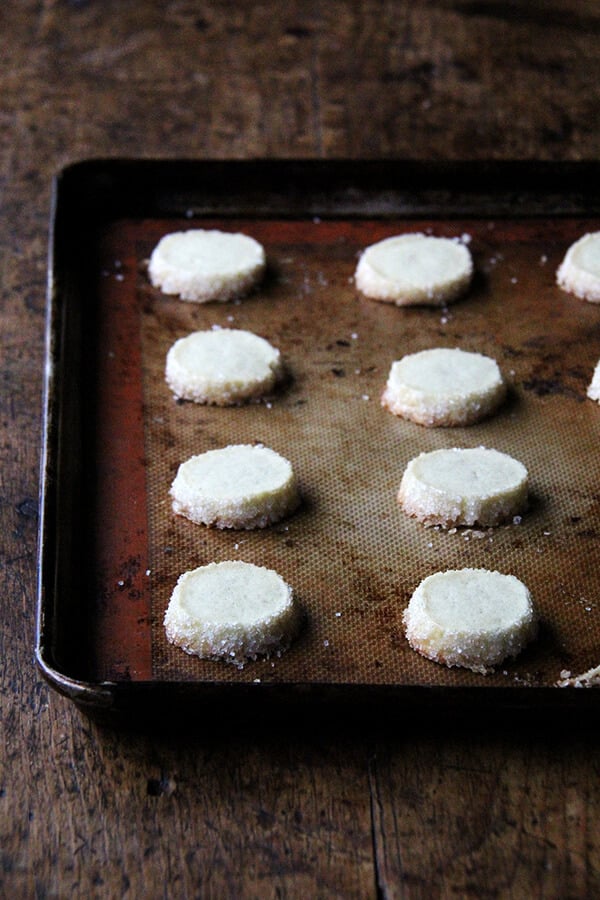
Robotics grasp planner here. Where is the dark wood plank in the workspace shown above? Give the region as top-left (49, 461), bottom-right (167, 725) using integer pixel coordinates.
top-left (4, 717), bottom-right (375, 897)
top-left (370, 728), bottom-right (600, 899)
top-left (318, 1), bottom-right (600, 160)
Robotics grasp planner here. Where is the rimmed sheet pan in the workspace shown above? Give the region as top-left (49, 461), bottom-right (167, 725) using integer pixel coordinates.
top-left (36, 160), bottom-right (600, 717)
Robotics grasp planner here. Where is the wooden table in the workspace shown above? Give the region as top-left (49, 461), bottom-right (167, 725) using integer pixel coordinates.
top-left (2, 3), bottom-right (599, 896)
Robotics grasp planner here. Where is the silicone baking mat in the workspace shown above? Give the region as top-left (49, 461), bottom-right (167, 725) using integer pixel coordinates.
top-left (89, 213), bottom-right (600, 692)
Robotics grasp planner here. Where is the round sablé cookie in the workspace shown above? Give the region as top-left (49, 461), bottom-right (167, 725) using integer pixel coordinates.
top-left (165, 327), bottom-right (284, 404)
top-left (587, 359), bottom-right (600, 402)
top-left (403, 568), bottom-right (537, 674)
top-left (556, 232), bottom-right (600, 303)
top-left (170, 444), bottom-right (300, 529)
top-left (149, 228), bottom-right (266, 302)
top-left (382, 347), bottom-right (506, 426)
top-left (355, 233), bottom-right (473, 306)
top-left (398, 447), bottom-right (528, 527)
top-left (164, 561), bottom-right (301, 667)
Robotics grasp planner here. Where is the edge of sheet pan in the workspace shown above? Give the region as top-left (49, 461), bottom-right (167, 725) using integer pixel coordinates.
top-left (36, 158), bottom-right (600, 720)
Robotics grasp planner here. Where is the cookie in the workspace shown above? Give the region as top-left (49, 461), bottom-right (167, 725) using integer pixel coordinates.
top-left (149, 228), bottom-right (266, 302)
top-left (170, 444), bottom-right (300, 529)
top-left (382, 347), bottom-right (506, 426)
top-left (556, 232), bottom-right (600, 303)
top-left (164, 561), bottom-right (301, 667)
top-left (398, 447), bottom-right (528, 527)
top-left (355, 233), bottom-right (473, 306)
top-left (165, 328), bottom-right (284, 404)
top-left (587, 359), bottom-right (600, 402)
top-left (403, 568), bottom-right (537, 674)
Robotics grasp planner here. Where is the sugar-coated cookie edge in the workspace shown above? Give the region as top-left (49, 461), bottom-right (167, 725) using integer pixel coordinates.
top-left (355, 233), bottom-right (473, 306)
top-left (165, 328), bottom-right (284, 405)
top-left (403, 567), bottom-right (538, 674)
top-left (170, 444), bottom-right (301, 529)
top-left (149, 229), bottom-right (266, 303)
top-left (164, 561), bottom-right (302, 667)
top-left (381, 348), bottom-right (507, 426)
top-left (587, 359), bottom-right (600, 402)
top-left (398, 447), bottom-right (528, 528)
top-left (556, 232), bottom-right (600, 304)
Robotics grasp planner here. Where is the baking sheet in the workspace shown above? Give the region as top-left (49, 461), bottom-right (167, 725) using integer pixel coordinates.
top-left (37, 160), bottom-right (600, 714)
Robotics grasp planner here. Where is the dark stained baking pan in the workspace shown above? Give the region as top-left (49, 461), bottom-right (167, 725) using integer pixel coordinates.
top-left (36, 159), bottom-right (600, 719)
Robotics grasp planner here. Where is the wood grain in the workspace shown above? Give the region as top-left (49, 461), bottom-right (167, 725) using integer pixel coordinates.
top-left (1, 1), bottom-right (600, 897)
top-left (370, 728), bottom-right (600, 898)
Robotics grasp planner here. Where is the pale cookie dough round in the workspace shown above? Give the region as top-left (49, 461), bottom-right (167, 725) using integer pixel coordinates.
top-left (398, 447), bottom-right (528, 527)
top-left (403, 568), bottom-right (537, 674)
top-left (166, 328), bottom-right (284, 404)
top-left (382, 348), bottom-right (506, 426)
top-left (170, 444), bottom-right (300, 529)
top-left (556, 232), bottom-right (600, 303)
top-left (149, 228), bottom-right (266, 302)
top-left (587, 359), bottom-right (600, 402)
top-left (164, 561), bottom-right (301, 667)
top-left (355, 233), bottom-right (473, 306)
